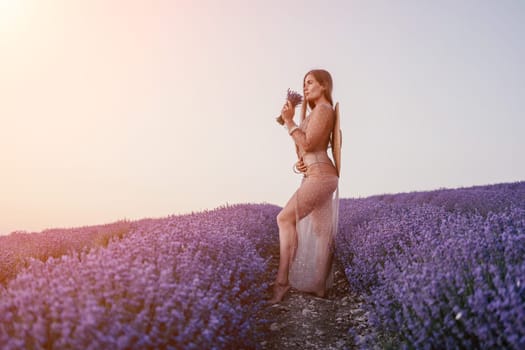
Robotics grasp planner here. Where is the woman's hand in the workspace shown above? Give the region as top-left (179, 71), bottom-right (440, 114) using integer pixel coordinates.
top-left (281, 100), bottom-right (295, 123)
top-left (294, 159), bottom-right (308, 174)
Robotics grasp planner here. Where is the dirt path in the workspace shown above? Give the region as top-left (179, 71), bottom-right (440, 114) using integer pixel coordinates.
top-left (253, 252), bottom-right (371, 349)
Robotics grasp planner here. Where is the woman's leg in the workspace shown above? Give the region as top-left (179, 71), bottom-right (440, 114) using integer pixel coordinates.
top-left (311, 237), bottom-right (334, 297)
top-left (269, 176), bottom-right (337, 303)
top-left (290, 177), bottom-right (338, 297)
top-left (268, 193), bottom-right (298, 304)
top-left (310, 197), bottom-right (335, 297)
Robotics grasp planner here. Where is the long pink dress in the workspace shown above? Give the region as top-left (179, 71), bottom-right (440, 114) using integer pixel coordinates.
top-left (288, 103), bottom-right (340, 293)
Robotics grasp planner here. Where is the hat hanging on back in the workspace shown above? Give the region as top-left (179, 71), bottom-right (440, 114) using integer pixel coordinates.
top-left (332, 102), bottom-right (342, 177)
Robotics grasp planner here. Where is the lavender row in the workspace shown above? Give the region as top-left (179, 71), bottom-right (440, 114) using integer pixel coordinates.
top-left (0, 220), bottom-right (132, 285)
top-left (336, 182), bottom-right (525, 349)
top-left (364, 181), bottom-right (525, 216)
top-left (0, 204), bottom-right (280, 350)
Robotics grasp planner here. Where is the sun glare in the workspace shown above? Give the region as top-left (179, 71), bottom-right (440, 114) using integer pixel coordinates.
top-left (0, 0), bottom-right (24, 28)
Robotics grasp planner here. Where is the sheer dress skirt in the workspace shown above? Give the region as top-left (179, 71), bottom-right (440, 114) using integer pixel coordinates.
top-left (288, 161), bottom-right (339, 292)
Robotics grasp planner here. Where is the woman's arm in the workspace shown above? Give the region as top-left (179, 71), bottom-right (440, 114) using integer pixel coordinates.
top-left (284, 104), bottom-right (334, 152)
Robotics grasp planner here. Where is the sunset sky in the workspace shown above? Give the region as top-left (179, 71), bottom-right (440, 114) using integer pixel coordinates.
top-left (1, 0), bottom-right (524, 234)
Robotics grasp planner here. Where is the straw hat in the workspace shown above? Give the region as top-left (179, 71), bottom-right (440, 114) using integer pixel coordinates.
top-left (332, 102), bottom-right (342, 177)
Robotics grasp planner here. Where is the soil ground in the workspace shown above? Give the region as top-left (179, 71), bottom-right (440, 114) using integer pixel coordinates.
top-left (253, 250), bottom-right (371, 350)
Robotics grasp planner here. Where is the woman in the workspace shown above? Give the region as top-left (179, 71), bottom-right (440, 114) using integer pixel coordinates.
top-left (269, 69), bottom-right (340, 304)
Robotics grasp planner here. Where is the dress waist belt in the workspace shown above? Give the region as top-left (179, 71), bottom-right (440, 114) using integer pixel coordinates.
top-left (302, 152), bottom-right (333, 167)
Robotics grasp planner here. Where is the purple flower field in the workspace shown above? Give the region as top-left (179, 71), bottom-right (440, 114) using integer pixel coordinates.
top-left (0, 204), bottom-right (281, 349)
top-left (337, 181), bottom-right (525, 349)
top-left (0, 221), bottom-right (132, 285)
top-left (0, 181), bottom-right (523, 349)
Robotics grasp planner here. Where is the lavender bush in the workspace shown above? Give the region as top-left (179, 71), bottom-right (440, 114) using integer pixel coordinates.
top-left (0, 204), bottom-right (280, 349)
top-left (2, 180), bottom-right (524, 349)
top-left (0, 220), bottom-right (132, 285)
top-left (337, 181), bottom-right (525, 349)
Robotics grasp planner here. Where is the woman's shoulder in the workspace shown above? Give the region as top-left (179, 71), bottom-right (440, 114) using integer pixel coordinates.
top-left (314, 102), bottom-right (334, 112)
top-left (315, 102), bottom-right (334, 110)
top-left (305, 103), bottom-right (334, 124)
top-left (313, 103), bottom-right (334, 118)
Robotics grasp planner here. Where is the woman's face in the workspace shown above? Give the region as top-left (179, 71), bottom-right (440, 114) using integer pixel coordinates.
top-left (303, 73), bottom-right (325, 102)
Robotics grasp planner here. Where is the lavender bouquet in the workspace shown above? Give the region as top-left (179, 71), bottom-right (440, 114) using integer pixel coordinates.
top-left (276, 88), bottom-right (303, 125)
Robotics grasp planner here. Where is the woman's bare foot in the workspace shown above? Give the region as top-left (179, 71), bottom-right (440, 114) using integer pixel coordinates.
top-left (268, 282), bottom-right (291, 304)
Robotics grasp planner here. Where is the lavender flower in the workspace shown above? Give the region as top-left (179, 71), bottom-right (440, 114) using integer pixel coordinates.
top-left (0, 221), bottom-right (132, 285)
top-left (0, 203), bottom-right (280, 349)
top-left (276, 88), bottom-right (303, 125)
top-left (1, 180), bottom-right (524, 349)
top-left (337, 180), bottom-right (525, 349)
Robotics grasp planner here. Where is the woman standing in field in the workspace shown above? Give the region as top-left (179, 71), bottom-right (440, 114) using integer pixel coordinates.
top-left (269, 69), bottom-right (341, 304)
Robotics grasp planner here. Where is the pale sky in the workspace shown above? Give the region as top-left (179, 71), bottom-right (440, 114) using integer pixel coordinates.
top-left (1, 0), bottom-right (524, 235)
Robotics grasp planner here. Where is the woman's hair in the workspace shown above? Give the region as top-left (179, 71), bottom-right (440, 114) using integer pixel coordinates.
top-left (300, 69), bottom-right (334, 122)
